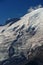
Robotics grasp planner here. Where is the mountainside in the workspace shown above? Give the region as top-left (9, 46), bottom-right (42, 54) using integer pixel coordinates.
top-left (0, 8), bottom-right (43, 65)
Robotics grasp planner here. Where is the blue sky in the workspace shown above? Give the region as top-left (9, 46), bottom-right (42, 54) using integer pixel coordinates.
top-left (0, 0), bottom-right (43, 25)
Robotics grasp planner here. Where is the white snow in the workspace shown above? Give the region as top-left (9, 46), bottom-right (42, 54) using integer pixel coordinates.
top-left (0, 8), bottom-right (43, 61)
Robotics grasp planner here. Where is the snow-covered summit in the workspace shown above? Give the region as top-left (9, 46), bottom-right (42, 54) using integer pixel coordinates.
top-left (0, 8), bottom-right (43, 63)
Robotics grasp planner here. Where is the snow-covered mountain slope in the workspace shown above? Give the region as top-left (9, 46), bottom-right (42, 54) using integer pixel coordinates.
top-left (0, 8), bottom-right (43, 64)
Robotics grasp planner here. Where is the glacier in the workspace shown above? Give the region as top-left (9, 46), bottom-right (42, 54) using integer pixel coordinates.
top-left (0, 8), bottom-right (43, 65)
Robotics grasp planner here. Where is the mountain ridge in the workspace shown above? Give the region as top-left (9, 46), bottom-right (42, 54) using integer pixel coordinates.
top-left (0, 8), bottom-right (43, 65)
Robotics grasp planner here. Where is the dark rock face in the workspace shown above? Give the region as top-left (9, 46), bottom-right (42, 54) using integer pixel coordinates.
top-left (0, 45), bottom-right (43, 65)
top-left (1, 54), bottom-right (27, 65)
top-left (0, 18), bottom-right (20, 26)
top-left (5, 18), bottom-right (20, 25)
top-left (25, 46), bottom-right (43, 65)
